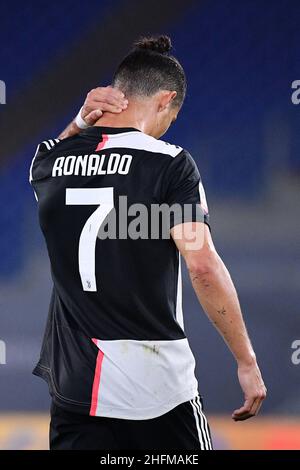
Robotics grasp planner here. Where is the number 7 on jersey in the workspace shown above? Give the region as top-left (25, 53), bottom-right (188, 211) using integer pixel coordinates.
top-left (66, 187), bottom-right (114, 292)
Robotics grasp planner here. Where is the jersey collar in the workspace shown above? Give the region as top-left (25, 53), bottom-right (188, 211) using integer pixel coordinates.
top-left (81, 126), bottom-right (141, 137)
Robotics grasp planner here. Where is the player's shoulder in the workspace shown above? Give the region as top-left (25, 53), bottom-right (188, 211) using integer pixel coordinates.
top-left (163, 146), bottom-right (200, 180)
top-left (33, 135), bottom-right (84, 161)
top-left (139, 134), bottom-right (196, 166)
top-left (30, 138), bottom-right (63, 183)
top-left (35, 138), bottom-right (61, 154)
top-left (137, 132), bottom-right (183, 158)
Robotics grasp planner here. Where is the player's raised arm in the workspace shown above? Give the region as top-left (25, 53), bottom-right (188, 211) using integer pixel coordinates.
top-left (171, 222), bottom-right (267, 421)
top-left (58, 86), bottom-right (128, 139)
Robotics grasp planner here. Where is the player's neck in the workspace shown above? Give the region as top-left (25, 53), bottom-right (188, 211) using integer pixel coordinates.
top-left (94, 100), bottom-right (156, 137)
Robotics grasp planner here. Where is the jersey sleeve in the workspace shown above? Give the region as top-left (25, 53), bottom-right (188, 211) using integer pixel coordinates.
top-left (29, 139), bottom-right (61, 183)
top-left (162, 149), bottom-right (210, 229)
top-left (29, 139), bottom-right (61, 201)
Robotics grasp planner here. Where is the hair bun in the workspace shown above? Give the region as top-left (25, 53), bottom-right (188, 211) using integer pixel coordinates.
top-left (134, 35), bottom-right (172, 55)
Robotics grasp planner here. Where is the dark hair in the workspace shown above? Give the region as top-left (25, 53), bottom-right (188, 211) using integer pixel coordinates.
top-left (112, 35), bottom-right (186, 108)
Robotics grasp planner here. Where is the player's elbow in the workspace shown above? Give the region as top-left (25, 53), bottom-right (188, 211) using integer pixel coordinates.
top-left (185, 248), bottom-right (220, 278)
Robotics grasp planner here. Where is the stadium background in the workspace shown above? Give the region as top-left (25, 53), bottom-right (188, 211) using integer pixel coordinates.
top-left (0, 0), bottom-right (299, 450)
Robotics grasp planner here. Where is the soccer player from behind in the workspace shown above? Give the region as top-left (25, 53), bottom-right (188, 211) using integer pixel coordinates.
top-left (30, 35), bottom-right (266, 450)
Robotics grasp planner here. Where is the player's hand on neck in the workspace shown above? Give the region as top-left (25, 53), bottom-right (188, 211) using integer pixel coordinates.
top-left (94, 90), bottom-right (179, 139)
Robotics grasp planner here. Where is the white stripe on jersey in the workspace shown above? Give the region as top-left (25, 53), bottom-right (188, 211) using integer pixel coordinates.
top-left (40, 139), bottom-right (61, 151)
top-left (42, 140), bottom-right (51, 150)
top-left (99, 131), bottom-right (182, 158)
top-left (29, 139), bottom-right (61, 194)
top-left (176, 255), bottom-right (184, 329)
top-left (29, 143), bottom-right (42, 184)
top-left (199, 181), bottom-right (208, 214)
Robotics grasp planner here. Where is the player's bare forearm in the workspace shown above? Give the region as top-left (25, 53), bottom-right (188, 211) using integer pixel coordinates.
top-left (188, 249), bottom-right (266, 420)
top-left (189, 251), bottom-right (255, 366)
top-left (58, 120), bottom-right (80, 139)
top-left (172, 222), bottom-right (266, 419)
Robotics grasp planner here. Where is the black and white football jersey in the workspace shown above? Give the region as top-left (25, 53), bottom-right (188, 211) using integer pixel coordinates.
top-left (30, 126), bottom-right (210, 419)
